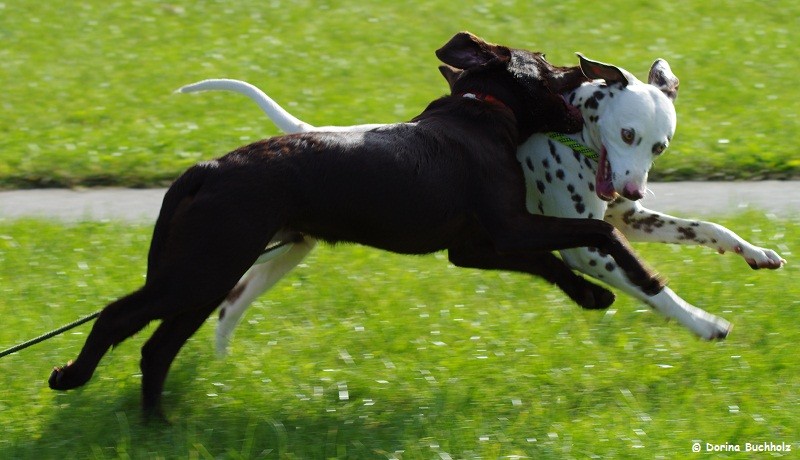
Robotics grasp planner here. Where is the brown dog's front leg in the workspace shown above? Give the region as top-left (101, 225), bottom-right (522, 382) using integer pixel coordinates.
top-left (482, 211), bottom-right (664, 296)
top-left (448, 241), bottom-right (615, 310)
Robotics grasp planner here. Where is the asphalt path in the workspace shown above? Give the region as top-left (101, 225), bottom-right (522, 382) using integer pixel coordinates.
top-left (0, 181), bottom-right (796, 223)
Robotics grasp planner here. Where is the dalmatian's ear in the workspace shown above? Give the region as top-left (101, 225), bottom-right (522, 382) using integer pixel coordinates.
top-left (576, 53), bottom-right (631, 86)
top-left (648, 59), bottom-right (679, 101)
top-left (436, 32), bottom-right (511, 70)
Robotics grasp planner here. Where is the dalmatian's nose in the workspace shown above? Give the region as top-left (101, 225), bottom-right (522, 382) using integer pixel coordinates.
top-left (622, 182), bottom-right (645, 201)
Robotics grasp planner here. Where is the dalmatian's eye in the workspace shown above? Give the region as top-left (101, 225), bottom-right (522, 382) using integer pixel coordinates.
top-left (652, 143), bottom-right (667, 155)
top-left (621, 128), bottom-right (635, 145)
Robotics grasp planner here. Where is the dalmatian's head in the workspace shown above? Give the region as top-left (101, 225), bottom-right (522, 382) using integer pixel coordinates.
top-left (577, 55), bottom-right (679, 201)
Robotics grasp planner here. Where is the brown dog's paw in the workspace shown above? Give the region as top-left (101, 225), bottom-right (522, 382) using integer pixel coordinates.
top-left (621, 267), bottom-right (666, 297)
top-left (642, 273), bottom-right (667, 296)
top-left (49, 366), bottom-right (67, 390)
top-left (48, 361), bottom-right (90, 391)
top-left (576, 285), bottom-right (616, 310)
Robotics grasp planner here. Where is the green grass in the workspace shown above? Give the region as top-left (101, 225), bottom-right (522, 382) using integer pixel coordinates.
top-left (2, 0), bottom-right (800, 188)
top-left (1, 215), bottom-right (798, 458)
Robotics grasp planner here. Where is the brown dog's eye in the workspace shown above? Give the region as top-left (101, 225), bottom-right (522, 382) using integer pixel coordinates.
top-left (653, 143), bottom-right (666, 155)
top-left (621, 128), bottom-right (635, 144)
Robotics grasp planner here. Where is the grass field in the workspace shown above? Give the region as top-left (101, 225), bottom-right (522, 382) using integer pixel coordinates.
top-left (0, 216), bottom-right (797, 458)
top-left (2, 0), bottom-right (800, 188)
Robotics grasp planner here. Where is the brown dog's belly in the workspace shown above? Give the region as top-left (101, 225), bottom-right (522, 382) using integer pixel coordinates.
top-left (289, 210), bottom-right (471, 255)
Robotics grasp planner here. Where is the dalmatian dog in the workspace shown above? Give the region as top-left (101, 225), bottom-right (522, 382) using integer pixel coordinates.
top-left (178, 55), bottom-right (785, 348)
top-left (516, 55), bottom-right (784, 339)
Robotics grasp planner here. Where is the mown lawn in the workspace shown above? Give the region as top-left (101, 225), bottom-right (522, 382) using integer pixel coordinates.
top-left (1, 0), bottom-right (799, 188)
top-left (0, 215), bottom-right (797, 458)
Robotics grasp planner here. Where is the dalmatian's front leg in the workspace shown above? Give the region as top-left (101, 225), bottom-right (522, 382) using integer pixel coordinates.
top-left (559, 247), bottom-right (731, 339)
top-left (604, 198), bottom-right (785, 269)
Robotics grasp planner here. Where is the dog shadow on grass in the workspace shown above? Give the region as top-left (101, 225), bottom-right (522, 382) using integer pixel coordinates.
top-left (26, 349), bottom-right (479, 458)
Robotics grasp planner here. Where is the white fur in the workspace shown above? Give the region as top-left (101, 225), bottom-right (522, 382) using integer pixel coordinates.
top-left (216, 237), bottom-right (316, 355)
top-left (179, 65), bottom-right (784, 345)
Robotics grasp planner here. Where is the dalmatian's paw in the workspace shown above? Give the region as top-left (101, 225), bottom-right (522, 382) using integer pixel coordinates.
top-left (731, 244), bottom-right (785, 270)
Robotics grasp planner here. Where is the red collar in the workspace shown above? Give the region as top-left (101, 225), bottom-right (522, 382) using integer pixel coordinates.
top-left (458, 92), bottom-right (509, 111)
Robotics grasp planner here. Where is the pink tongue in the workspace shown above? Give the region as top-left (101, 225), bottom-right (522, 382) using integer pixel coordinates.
top-left (595, 147), bottom-right (616, 201)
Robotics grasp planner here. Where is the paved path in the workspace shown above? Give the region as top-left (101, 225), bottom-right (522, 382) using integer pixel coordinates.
top-left (0, 181), bottom-right (796, 222)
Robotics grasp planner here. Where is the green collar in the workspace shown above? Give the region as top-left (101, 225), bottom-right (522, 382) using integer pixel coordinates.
top-left (546, 132), bottom-right (599, 161)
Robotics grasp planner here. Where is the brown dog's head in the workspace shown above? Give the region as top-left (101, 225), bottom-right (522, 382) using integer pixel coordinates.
top-left (436, 32), bottom-right (586, 141)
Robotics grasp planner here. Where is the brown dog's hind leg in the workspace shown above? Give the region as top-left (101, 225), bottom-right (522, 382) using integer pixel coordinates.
top-left (49, 287), bottom-right (163, 391)
top-left (139, 296), bottom-right (224, 420)
top-left (49, 173), bottom-right (283, 404)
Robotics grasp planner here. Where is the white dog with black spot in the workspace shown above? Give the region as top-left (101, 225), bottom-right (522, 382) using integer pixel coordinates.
top-left (178, 54), bottom-right (784, 349)
top-left (520, 55), bottom-right (783, 340)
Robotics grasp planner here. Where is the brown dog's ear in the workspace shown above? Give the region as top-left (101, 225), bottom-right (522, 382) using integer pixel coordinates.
top-left (648, 59), bottom-right (679, 101)
top-left (577, 53), bottom-right (630, 86)
top-left (546, 65), bottom-right (589, 94)
top-left (438, 65), bottom-right (463, 89)
top-left (435, 32), bottom-right (511, 69)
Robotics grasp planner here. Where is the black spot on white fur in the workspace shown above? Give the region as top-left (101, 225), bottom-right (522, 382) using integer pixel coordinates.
top-left (548, 140), bottom-right (557, 157)
top-left (677, 226), bottom-right (697, 240)
top-left (525, 157), bottom-right (535, 172)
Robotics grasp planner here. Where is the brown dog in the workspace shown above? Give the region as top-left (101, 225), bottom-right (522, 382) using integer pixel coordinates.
top-left (49, 32), bottom-right (661, 418)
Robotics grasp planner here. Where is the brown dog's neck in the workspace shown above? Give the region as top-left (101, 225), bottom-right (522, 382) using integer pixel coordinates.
top-left (456, 92), bottom-right (510, 112)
